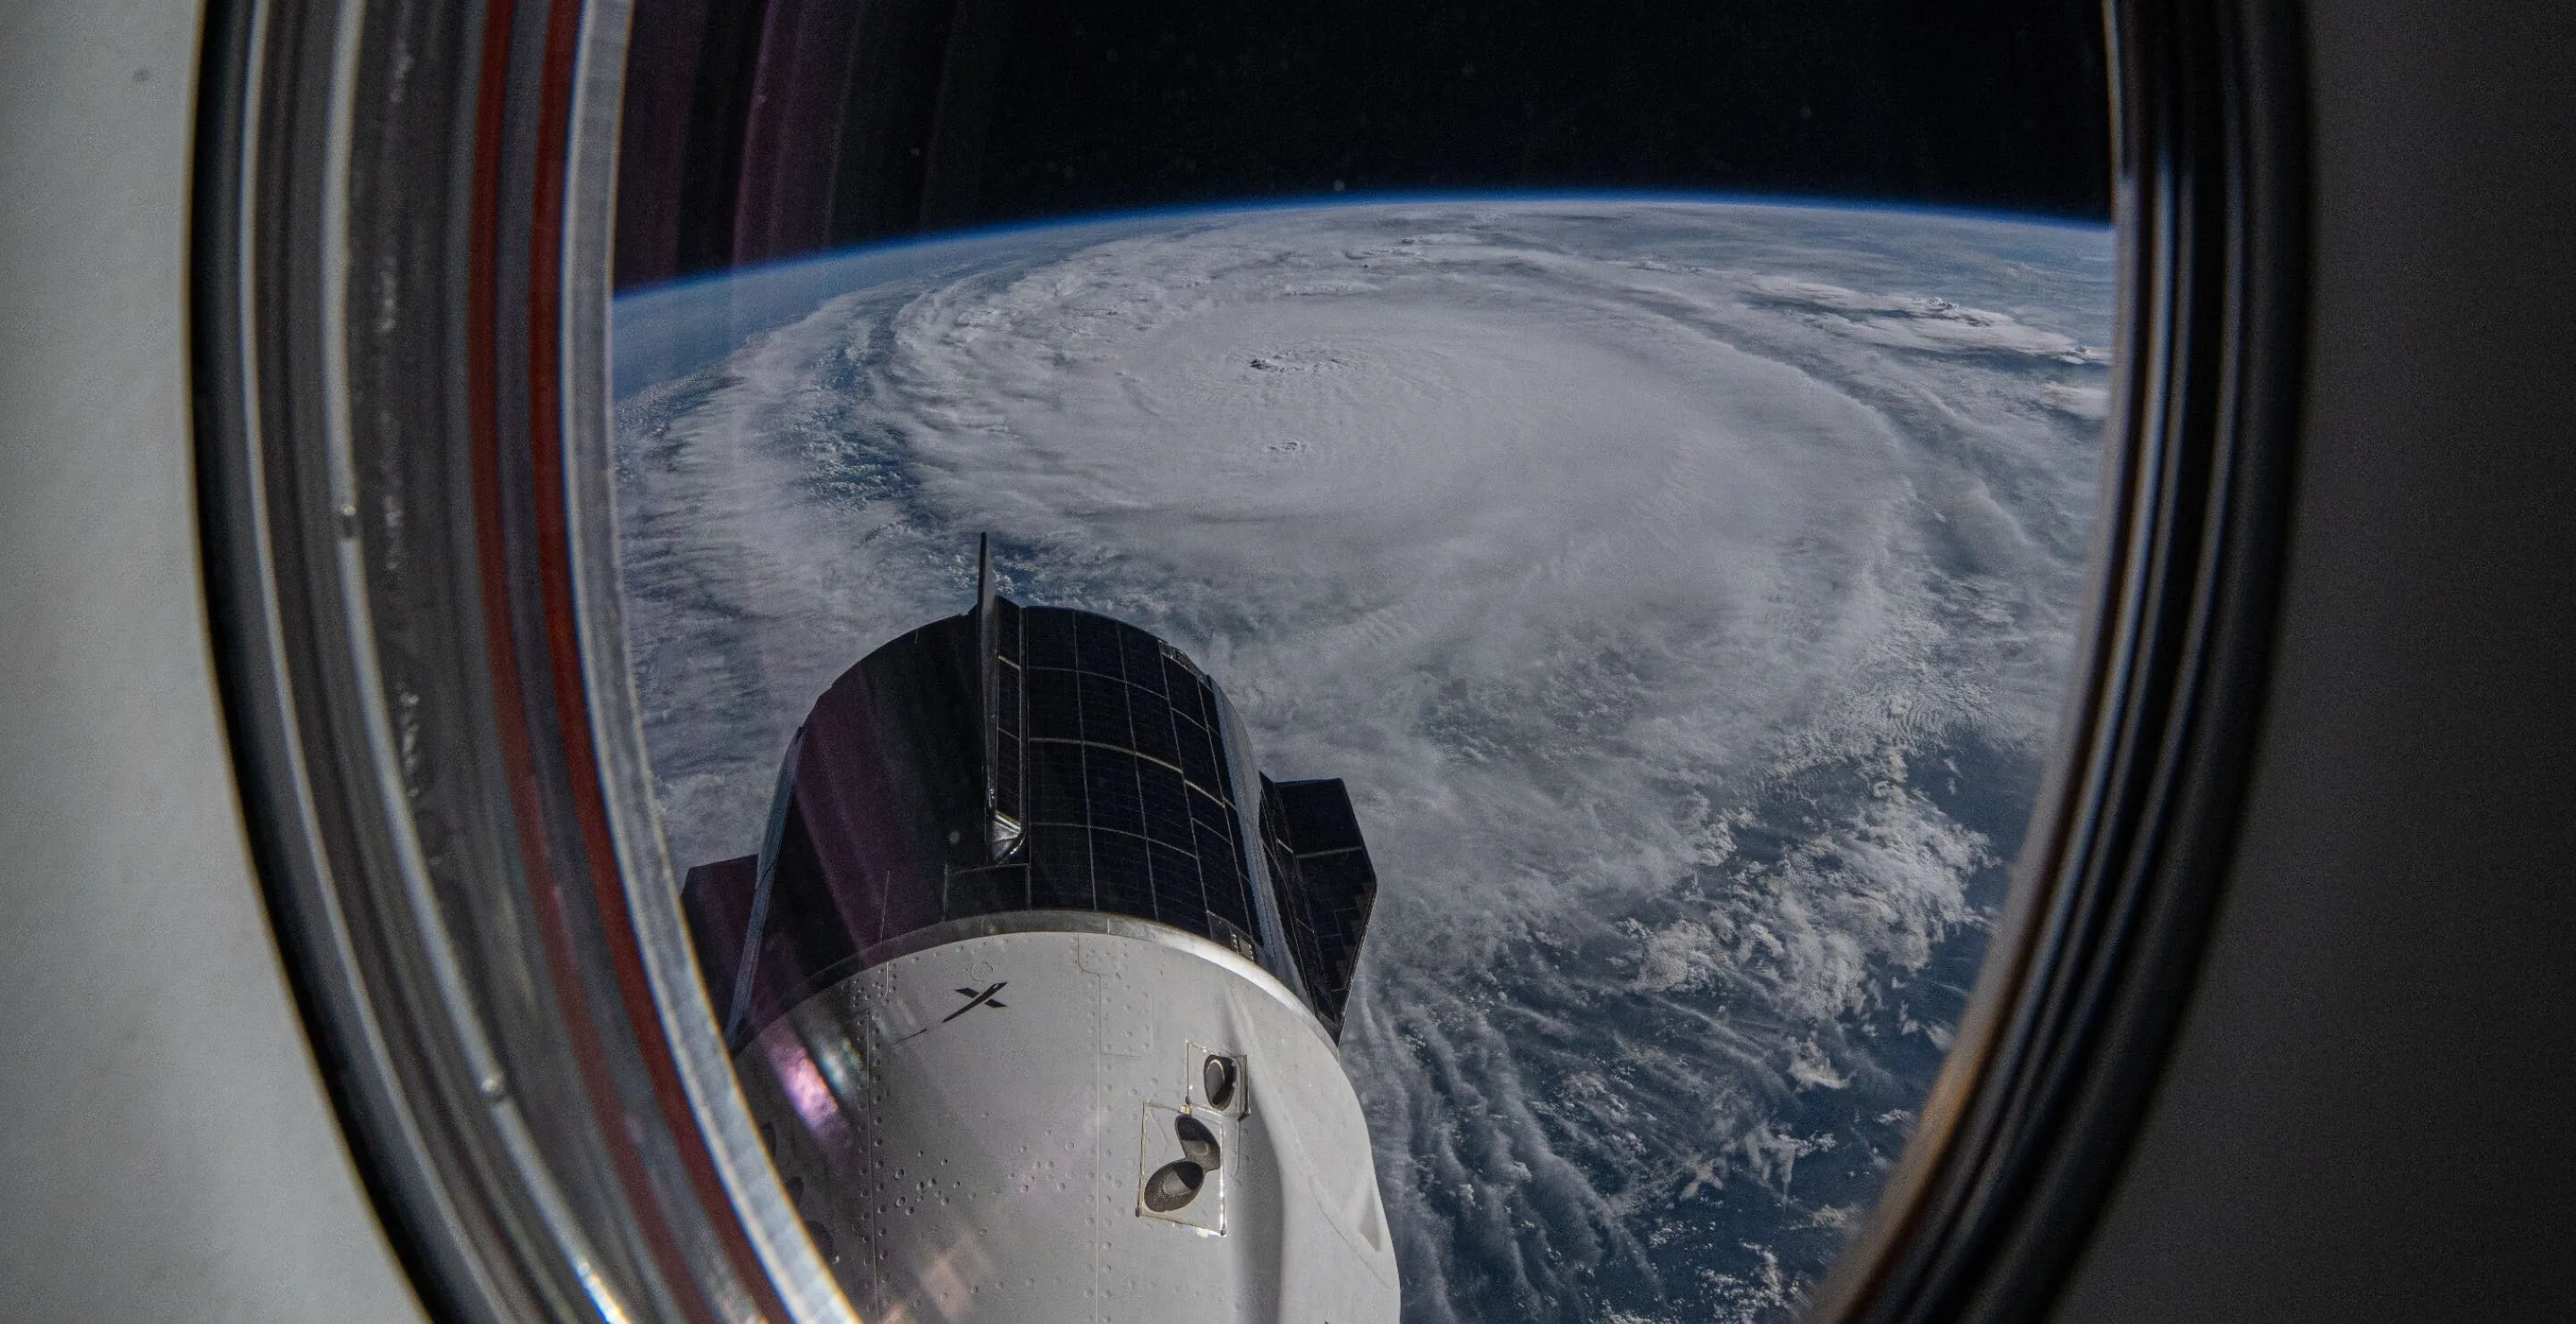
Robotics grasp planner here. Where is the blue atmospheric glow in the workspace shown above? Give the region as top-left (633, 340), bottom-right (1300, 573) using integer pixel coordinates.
top-left (619, 188), bottom-right (2113, 307)
top-left (608, 191), bottom-right (2112, 399)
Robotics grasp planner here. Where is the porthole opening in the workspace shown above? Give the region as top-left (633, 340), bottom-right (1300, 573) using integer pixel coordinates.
top-left (1142, 1159), bottom-right (1207, 1214)
top-left (1201, 1054), bottom-right (1239, 1112)
top-left (1174, 1113), bottom-right (1222, 1170)
top-left (179, 0), bottom-right (2216, 1320)
top-left (609, 4), bottom-right (2119, 1317)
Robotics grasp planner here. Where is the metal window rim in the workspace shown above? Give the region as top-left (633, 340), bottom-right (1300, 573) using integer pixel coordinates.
top-left (187, 1), bottom-right (2309, 1321)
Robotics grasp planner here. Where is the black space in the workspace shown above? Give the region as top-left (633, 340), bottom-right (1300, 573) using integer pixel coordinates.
top-left (966, 0), bottom-right (2110, 225)
top-left (617, 0), bottom-right (2112, 289)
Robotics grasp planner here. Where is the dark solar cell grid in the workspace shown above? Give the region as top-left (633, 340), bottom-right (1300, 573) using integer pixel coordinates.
top-left (995, 740), bottom-right (1023, 821)
top-left (1120, 629), bottom-right (1165, 695)
top-left (1195, 823), bottom-right (1250, 923)
top-left (1165, 659), bottom-right (1208, 725)
top-left (1027, 669), bottom-right (1080, 741)
top-left (1028, 825), bottom-right (1092, 909)
top-left (1129, 688), bottom-right (1179, 766)
top-left (996, 663), bottom-right (1023, 735)
top-left (837, 603), bottom-right (1290, 963)
top-left (1138, 760), bottom-right (1194, 850)
top-left (1089, 832), bottom-right (1156, 918)
top-left (945, 864), bottom-right (1030, 921)
top-left (1148, 843), bottom-right (1204, 929)
top-left (1253, 777), bottom-right (1382, 1031)
top-left (1191, 683), bottom-right (1237, 802)
top-left (1073, 615), bottom-right (1124, 677)
top-left (1083, 747), bottom-right (1148, 837)
top-left (1206, 876), bottom-right (1252, 934)
top-left (1027, 607), bottom-right (1077, 669)
top-left (1188, 785), bottom-right (1233, 835)
top-left (1076, 671), bottom-right (1132, 748)
top-left (732, 599), bottom-right (1374, 1047)
top-left (995, 656), bottom-right (1025, 818)
top-left (1302, 855), bottom-right (1376, 960)
top-left (1027, 740), bottom-right (1085, 823)
top-left (1175, 712), bottom-right (1223, 794)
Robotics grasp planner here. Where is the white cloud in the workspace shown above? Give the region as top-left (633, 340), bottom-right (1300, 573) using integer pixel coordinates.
top-left (1747, 275), bottom-right (2111, 364)
top-left (612, 199), bottom-right (2112, 1324)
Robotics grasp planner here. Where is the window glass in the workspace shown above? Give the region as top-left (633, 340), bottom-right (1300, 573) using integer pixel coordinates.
top-left (610, 4), bottom-right (2113, 1320)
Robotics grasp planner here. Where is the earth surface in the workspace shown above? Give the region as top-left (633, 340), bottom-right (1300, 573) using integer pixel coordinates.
top-left (610, 196), bottom-right (2114, 1324)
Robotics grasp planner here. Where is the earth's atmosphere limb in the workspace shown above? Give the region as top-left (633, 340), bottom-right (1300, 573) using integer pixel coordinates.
top-left (611, 197), bottom-right (2114, 1324)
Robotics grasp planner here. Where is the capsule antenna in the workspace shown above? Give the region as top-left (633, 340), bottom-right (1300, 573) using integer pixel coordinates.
top-left (976, 535), bottom-right (1004, 861)
top-left (976, 532), bottom-right (994, 620)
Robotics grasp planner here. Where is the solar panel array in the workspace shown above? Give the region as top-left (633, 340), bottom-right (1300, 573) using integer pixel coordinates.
top-left (1259, 776), bottom-right (1382, 1034)
top-left (945, 600), bottom-right (1265, 954)
top-left (683, 595), bottom-right (1381, 1048)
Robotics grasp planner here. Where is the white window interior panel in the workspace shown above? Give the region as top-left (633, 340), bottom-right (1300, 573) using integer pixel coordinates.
top-left (0, 2), bottom-right (425, 1320)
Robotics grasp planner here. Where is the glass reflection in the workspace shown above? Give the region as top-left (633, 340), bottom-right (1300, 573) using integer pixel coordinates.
top-left (614, 196), bottom-right (2111, 1321)
top-left (610, 6), bottom-right (2113, 1322)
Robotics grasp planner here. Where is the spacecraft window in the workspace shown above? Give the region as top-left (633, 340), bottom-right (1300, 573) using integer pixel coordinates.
top-left (602, 3), bottom-right (2121, 1317)
top-left (188, 1), bottom-right (2300, 1322)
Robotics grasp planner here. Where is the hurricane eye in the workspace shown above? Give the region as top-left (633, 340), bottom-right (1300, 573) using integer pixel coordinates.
top-left (605, 4), bottom-right (2119, 1320)
top-left (179, 0), bottom-right (2316, 1309)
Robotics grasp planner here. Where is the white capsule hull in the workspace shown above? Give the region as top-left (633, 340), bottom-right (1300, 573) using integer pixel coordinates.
top-left (738, 916), bottom-right (1400, 1323)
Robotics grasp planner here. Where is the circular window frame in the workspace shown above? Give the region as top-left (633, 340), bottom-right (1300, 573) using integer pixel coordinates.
top-left (189, 1), bottom-right (2310, 1321)
top-left (1808, 2), bottom-right (2309, 1320)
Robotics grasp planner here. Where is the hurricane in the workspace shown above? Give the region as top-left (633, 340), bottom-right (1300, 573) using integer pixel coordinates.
top-left (612, 197), bottom-right (2114, 1324)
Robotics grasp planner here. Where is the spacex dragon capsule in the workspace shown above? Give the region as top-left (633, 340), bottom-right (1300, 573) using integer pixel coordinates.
top-left (679, 539), bottom-right (1398, 1322)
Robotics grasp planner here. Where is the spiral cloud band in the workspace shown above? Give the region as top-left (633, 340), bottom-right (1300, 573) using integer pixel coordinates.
top-left (614, 199), bottom-right (2113, 1324)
